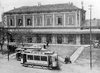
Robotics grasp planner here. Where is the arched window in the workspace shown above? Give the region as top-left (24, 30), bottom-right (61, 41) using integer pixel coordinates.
top-left (18, 19), bottom-right (23, 26)
top-left (27, 19), bottom-right (31, 26)
top-left (10, 19), bottom-right (13, 26)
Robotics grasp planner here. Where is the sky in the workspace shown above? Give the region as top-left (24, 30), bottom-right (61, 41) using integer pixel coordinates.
top-left (0, 0), bottom-right (100, 21)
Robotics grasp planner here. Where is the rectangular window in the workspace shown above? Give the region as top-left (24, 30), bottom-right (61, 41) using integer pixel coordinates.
top-left (16, 15), bottom-right (23, 26)
top-left (18, 19), bottom-right (23, 26)
top-left (36, 16), bottom-right (42, 26)
top-left (41, 56), bottom-right (47, 61)
top-left (46, 15), bottom-right (53, 26)
top-left (47, 17), bottom-right (51, 25)
top-left (28, 55), bottom-right (33, 60)
top-left (58, 17), bottom-right (62, 24)
top-left (27, 19), bottom-right (32, 26)
top-left (56, 16), bottom-right (63, 25)
top-left (68, 16), bottom-right (74, 24)
top-left (65, 16), bottom-right (68, 25)
top-left (25, 15), bottom-right (32, 26)
top-left (34, 55), bottom-right (40, 60)
top-left (34, 15), bottom-right (42, 26)
top-left (7, 16), bottom-right (15, 26)
top-left (10, 19), bottom-right (13, 26)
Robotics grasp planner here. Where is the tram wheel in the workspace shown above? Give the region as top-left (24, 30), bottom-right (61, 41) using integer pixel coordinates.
top-left (48, 66), bottom-right (52, 70)
top-left (23, 64), bottom-right (28, 67)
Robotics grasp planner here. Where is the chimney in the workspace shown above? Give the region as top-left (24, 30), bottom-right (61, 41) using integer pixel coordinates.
top-left (14, 7), bottom-right (16, 9)
top-left (81, 1), bottom-right (84, 9)
top-left (70, 2), bottom-right (73, 6)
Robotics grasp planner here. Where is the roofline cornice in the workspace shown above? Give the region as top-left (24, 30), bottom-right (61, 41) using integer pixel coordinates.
top-left (3, 9), bottom-right (80, 15)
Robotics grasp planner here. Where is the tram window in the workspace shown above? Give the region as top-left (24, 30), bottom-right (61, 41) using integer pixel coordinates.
top-left (28, 55), bottom-right (33, 60)
top-left (41, 56), bottom-right (47, 61)
top-left (34, 55), bottom-right (40, 60)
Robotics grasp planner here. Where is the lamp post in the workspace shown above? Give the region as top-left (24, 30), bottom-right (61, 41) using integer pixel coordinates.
top-left (7, 28), bottom-right (10, 61)
top-left (89, 5), bottom-right (93, 70)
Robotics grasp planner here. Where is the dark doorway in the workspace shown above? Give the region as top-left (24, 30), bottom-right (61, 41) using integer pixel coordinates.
top-left (57, 35), bottom-right (63, 44)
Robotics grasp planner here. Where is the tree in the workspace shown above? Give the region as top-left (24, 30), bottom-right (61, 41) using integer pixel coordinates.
top-left (0, 27), bottom-right (7, 54)
top-left (15, 33), bottom-right (26, 47)
top-left (6, 28), bottom-right (34, 48)
top-left (12, 28), bottom-right (28, 47)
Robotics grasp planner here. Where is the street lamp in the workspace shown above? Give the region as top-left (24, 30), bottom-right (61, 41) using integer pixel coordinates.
top-left (89, 5), bottom-right (93, 70)
top-left (7, 28), bottom-right (10, 61)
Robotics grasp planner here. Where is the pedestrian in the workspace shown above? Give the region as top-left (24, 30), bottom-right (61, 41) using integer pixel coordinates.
top-left (64, 56), bottom-right (68, 64)
top-left (43, 44), bottom-right (46, 49)
top-left (46, 41), bottom-right (49, 47)
top-left (64, 56), bottom-right (71, 64)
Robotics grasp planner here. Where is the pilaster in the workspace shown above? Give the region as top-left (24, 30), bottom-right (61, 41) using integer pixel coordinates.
top-left (14, 15), bottom-right (16, 27)
top-left (42, 14), bottom-right (45, 27)
top-left (32, 15), bottom-right (34, 27)
top-left (64, 13), bottom-right (66, 27)
top-left (23, 15), bottom-right (25, 27)
top-left (53, 13), bottom-right (55, 27)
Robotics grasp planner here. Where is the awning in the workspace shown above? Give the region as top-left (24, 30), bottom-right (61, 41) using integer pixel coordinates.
top-left (9, 28), bottom-right (100, 34)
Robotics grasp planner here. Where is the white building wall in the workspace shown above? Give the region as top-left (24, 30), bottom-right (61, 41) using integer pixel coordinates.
top-left (23, 15), bottom-right (25, 27)
top-left (63, 35), bottom-right (68, 44)
top-left (76, 34), bottom-right (80, 45)
top-left (42, 35), bottom-right (46, 43)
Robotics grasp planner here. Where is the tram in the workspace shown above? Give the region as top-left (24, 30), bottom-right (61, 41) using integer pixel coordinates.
top-left (21, 48), bottom-right (59, 69)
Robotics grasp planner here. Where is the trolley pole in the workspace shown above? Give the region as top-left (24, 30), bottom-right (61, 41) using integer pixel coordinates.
top-left (89, 5), bottom-right (93, 70)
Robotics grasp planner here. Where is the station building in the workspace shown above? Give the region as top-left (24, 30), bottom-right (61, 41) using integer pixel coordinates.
top-left (2, 3), bottom-right (100, 45)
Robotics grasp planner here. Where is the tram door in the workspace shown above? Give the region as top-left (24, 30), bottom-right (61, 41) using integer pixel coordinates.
top-left (23, 54), bottom-right (27, 63)
top-left (48, 56), bottom-right (52, 66)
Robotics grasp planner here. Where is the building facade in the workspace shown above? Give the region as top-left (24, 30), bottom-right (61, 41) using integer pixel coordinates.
top-left (3, 3), bottom-right (98, 45)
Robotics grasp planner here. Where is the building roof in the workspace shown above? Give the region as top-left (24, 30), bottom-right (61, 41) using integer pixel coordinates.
top-left (4, 3), bottom-right (84, 14)
top-left (82, 19), bottom-right (100, 27)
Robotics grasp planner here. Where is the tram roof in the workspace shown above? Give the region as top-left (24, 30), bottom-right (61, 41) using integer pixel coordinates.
top-left (16, 48), bottom-right (24, 51)
top-left (22, 45), bottom-right (42, 50)
top-left (24, 49), bottom-right (55, 55)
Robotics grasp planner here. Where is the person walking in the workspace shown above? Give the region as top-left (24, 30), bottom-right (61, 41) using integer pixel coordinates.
top-left (64, 56), bottom-right (71, 64)
top-left (46, 41), bottom-right (49, 47)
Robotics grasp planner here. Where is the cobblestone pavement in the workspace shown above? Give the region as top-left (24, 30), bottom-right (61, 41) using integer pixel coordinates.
top-left (0, 57), bottom-right (100, 73)
top-left (0, 45), bottom-right (100, 73)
